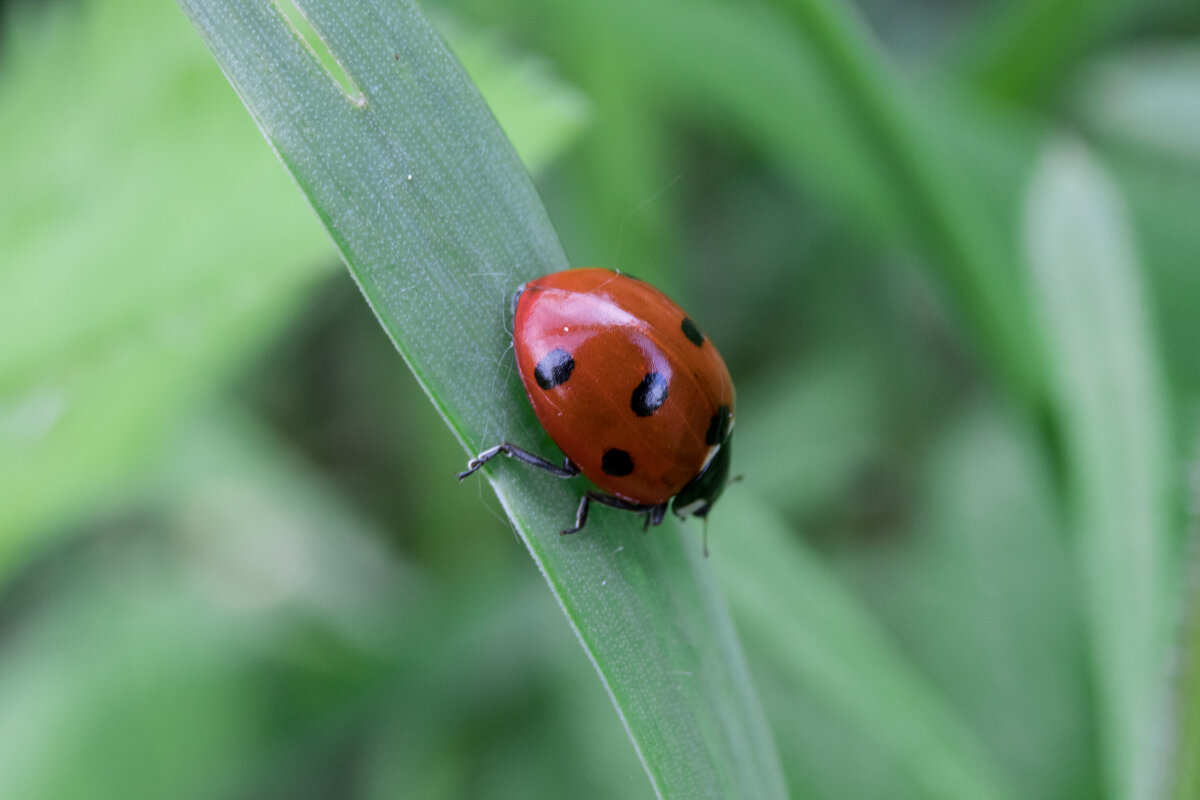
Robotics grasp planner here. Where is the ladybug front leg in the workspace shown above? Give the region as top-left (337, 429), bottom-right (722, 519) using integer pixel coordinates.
top-left (457, 442), bottom-right (580, 480)
top-left (563, 491), bottom-right (667, 536)
top-left (644, 502), bottom-right (667, 530)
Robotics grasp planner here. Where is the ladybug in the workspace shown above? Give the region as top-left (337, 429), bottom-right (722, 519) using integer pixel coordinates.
top-left (458, 268), bottom-right (735, 536)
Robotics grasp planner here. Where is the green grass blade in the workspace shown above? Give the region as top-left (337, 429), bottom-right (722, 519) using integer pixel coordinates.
top-left (1175, 523), bottom-right (1200, 800)
top-left (581, 0), bottom-right (1042, 406)
top-left (950, 0), bottom-right (1134, 105)
top-left (713, 493), bottom-right (1015, 800)
top-left (1023, 139), bottom-right (1175, 800)
top-left (175, 2), bottom-right (786, 797)
top-left (1069, 44), bottom-right (1200, 165)
top-left (771, 0), bottom-right (1043, 405)
top-left (0, 0), bottom-right (582, 570)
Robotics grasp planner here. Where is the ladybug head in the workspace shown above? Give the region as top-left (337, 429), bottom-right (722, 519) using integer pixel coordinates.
top-left (671, 435), bottom-right (732, 521)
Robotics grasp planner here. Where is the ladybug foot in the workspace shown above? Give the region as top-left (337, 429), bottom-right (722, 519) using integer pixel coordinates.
top-left (457, 442), bottom-right (580, 481)
top-left (561, 491), bottom-right (667, 535)
top-left (456, 456), bottom-right (489, 481)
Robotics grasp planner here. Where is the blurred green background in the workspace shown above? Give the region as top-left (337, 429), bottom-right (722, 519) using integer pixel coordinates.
top-left (2, 0), bottom-right (1199, 798)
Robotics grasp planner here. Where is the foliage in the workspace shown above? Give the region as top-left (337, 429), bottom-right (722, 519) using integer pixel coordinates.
top-left (1, 0), bottom-right (1198, 797)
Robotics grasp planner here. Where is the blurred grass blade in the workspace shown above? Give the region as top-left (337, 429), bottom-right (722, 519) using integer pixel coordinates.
top-left (1174, 464), bottom-right (1200, 800)
top-left (713, 493), bottom-right (1014, 800)
top-left (1023, 139), bottom-right (1175, 800)
top-left (590, 0), bottom-right (1041, 405)
top-left (0, 0), bottom-right (334, 558)
top-left (0, 0), bottom-right (583, 569)
top-left (771, 0), bottom-right (1042, 405)
top-left (949, 0), bottom-right (1133, 105)
top-left (175, 1), bottom-right (786, 796)
top-left (1070, 44), bottom-right (1200, 165)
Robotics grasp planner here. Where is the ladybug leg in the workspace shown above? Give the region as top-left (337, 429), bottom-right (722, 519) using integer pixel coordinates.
top-left (457, 443), bottom-right (580, 480)
top-left (563, 493), bottom-right (594, 535)
top-left (643, 503), bottom-right (668, 530)
top-left (562, 492), bottom-right (663, 536)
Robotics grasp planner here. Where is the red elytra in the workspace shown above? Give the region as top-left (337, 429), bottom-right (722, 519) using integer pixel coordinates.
top-left (459, 268), bottom-right (735, 534)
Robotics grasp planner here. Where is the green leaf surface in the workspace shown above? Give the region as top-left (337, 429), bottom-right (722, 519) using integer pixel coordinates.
top-left (1022, 139), bottom-right (1175, 800)
top-left (175, 1), bottom-right (785, 797)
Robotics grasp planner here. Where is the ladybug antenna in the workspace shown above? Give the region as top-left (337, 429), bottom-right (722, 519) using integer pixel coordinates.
top-left (611, 173), bottom-right (683, 270)
top-left (702, 516), bottom-right (710, 558)
top-left (508, 285), bottom-right (526, 324)
top-left (730, 474), bottom-right (744, 484)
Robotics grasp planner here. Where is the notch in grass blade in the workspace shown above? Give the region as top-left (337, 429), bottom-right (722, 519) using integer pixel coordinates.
top-left (176, 0), bottom-right (787, 796)
top-left (275, 0), bottom-right (364, 104)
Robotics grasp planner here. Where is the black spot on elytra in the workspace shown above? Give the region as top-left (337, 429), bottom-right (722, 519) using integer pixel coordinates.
top-left (602, 448), bottom-right (634, 476)
top-left (535, 348), bottom-right (575, 390)
top-left (681, 317), bottom-right (705, 347)
top-left (631, 372), bottom-right (669, 417)
top-left (706, 405), bottom-right (732, 446)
